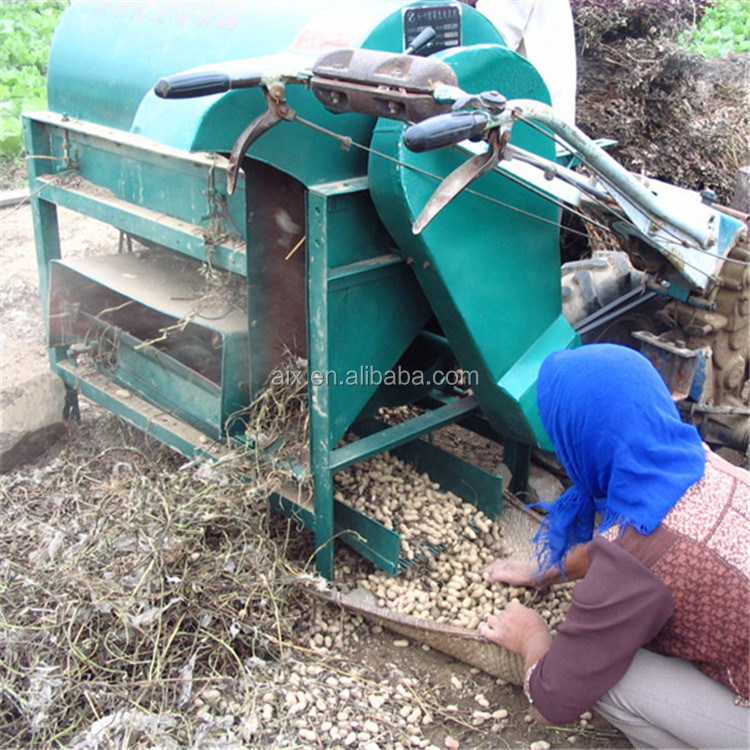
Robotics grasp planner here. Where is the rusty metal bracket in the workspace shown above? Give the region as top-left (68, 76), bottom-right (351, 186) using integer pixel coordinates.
top-left (227, 82), bottom-right (296, 195)
top-left (412, 128), bottom-right (508, 234)
top-left (310, 48), bottom-right (457, 122)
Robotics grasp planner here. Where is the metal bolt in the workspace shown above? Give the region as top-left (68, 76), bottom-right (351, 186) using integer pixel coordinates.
top-left (480, 90), bottom-right (507, 113)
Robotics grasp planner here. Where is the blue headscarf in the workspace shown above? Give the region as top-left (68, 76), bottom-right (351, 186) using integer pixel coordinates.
top-left (532, 343), bottom-right (706, 575)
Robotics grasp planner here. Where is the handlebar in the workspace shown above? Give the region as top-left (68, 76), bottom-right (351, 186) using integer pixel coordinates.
top-left (154, 70), bottom-right (263, 99)
top-left (403, 111), bottom-right (490, 152)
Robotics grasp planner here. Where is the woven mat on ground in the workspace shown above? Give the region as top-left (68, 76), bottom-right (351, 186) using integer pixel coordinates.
top-left (297, 580), bottom-right (526, 685)
top-left (295, 501), bottom-right (543, 686)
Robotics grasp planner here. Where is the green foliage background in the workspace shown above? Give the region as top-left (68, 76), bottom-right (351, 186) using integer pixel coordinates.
top-left (0, 0), bottom-right (68, 159)
top-left (682, 0), bottom-right (750, 56)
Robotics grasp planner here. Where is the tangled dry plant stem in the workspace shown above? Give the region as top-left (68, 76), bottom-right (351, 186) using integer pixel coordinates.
top-left (0, 379), bottom-right (614, 748)
top-left (0, 428), bottom-right (314, 746)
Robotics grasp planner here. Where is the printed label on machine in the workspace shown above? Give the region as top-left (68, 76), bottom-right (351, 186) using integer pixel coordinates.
top-left (403, 5), bottom-right (462, 54)
top-left (290, 4), bottom-right (462, 55)
top-left (290, 12), bottom-right (382, 54)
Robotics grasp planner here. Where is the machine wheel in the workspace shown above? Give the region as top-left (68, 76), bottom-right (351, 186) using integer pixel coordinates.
top-left (561, 250), bottom-right (666, 345)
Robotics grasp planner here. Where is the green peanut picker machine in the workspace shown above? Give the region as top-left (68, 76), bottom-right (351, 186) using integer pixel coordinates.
top-left (24, 1), bottom-right (748, 579)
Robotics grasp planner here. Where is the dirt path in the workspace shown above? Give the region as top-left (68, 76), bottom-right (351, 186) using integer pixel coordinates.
top-left (1, 201), bottom-right (119, 403)
top-left (0, 199), bottom-right (631, 749)
top-left (1, 199), bottom-right (47, 398)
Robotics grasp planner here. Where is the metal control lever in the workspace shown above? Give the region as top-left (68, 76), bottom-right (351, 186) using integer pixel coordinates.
top-left (404, 26), bottom-right (436, 55)
top-left (154, 70), bottom-right (263, 99)
top-left (412, 128), bottom-right (507, 233)
top-left (153, 65), bottom-right (303, 195)
top-left (227, 83), bottom-right (296, 195)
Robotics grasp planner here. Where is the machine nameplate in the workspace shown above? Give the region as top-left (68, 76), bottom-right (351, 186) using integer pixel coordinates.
top-left (403, 5), bottom-right (461, 55)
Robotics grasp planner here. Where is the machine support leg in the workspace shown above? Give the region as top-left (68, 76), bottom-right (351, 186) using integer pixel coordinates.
top-left (307, 190), bottom-right (335, 579)
top-left (23, 118), bottom-right (63, 307)
top-left (63, 385), bottom-right (80, 422)
top-left (504, 438), bottom-right (531, 497)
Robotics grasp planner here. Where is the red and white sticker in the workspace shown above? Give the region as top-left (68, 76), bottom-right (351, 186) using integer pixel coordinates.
top-left (290, 12), bottom-right (381, 54)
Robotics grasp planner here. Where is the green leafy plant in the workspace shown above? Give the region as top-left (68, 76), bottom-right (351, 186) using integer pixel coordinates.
top-left (681, 0), bottom-right (750, 56)
top-left (0, 0), bottom-right (68, 158)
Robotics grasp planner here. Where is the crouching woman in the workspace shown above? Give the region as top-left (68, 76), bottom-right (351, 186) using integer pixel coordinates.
top-left (481, 344), bottom-right (749, 749)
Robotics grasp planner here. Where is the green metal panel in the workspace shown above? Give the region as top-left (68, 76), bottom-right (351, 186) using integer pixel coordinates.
top-left (306, 188), bottom-right (336, 578)
top-left (22, 113), bottom-right (247, 250)
top-left (48, 1), bottom-right (506, 187)
top-left (308, 181), bottom-right (433, 446)
top-left (47, 1), bottom-right (396, 130)
top-left (103, 333), bottom-right (223, 436)
top-left (22, 115), bottom-right (64, 307)
top-left (54, 360), bottom-right (227, 461)
top-left (326, 260), bottom-right (432, 443)
top-left (368, 44), bottom-right (579, 448)
top-left (46, 254), bottom-right (250, 440)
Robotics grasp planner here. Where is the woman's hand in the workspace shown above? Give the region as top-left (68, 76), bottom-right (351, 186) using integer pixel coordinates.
top-left (483, 543), bottom-right (591, 589)
top-left (481, 603), bottom-right (555, 726)
top-left (483, 559), bottom-right (539, 586)
top-left (480, 601), bottom-right (552, 662)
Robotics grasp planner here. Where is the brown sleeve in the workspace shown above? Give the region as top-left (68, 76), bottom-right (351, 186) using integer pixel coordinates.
top-left (528, 537), bottom-right (674, 725)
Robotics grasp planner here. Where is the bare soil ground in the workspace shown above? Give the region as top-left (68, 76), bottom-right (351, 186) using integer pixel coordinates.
top-left (0, 200), bottom-right (630, 749)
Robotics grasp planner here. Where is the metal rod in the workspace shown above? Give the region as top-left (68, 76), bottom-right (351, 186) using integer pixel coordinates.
top-left (507, 101), bottom-right (709, 247)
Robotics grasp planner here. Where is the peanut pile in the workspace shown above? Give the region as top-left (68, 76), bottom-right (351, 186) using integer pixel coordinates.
top-left (334, 453), bottom-right (572, 633)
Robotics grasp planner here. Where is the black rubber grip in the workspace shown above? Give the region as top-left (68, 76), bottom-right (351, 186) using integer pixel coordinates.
top-left (403, 111), bottom-right (490, 152)
top-left (154, 71), bottom-right (233, 99)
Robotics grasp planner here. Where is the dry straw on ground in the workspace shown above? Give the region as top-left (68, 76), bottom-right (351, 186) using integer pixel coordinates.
top-left (1, 408), bottom-right (621, 750)
top-left (1, 419), bottom-right (305, 747)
